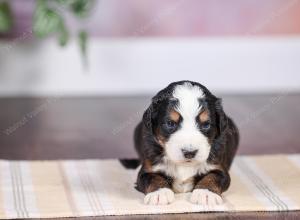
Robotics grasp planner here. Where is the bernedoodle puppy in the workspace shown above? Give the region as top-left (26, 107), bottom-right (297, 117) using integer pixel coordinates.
top-left (133, 81), bottom-right (239, 206)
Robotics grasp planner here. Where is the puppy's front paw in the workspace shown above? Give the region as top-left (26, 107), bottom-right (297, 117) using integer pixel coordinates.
top-left (190, 189), bottom-right (223, 207)
top-left (144, 188), bottom-right (175, 205)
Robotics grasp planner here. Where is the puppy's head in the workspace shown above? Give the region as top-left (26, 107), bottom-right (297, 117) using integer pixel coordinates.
top-left (143, 81), bottom-right (227, 164)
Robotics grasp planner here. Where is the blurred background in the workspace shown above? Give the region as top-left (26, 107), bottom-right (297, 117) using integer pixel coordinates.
top-left (0, 0), bottom-right (299, 159)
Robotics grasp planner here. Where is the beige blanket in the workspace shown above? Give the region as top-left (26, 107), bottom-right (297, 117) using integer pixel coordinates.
top-left (0, 154), bottom-right (299, 218)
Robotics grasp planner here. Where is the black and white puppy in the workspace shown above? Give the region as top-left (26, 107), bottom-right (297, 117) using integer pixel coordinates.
top-left (134, 81), bottom-right (239, 206)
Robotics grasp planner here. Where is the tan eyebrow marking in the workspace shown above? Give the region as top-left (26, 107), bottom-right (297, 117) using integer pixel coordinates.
top-left (199, 109), bottom-right (210, 122)
top-left (169, 110), bottom-right (180, 122)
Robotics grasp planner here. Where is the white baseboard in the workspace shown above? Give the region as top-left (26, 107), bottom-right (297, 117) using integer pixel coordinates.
top-left (0, 37), bottom-right (299, 96)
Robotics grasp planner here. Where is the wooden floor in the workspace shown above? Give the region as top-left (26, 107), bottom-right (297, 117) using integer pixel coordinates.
top-left (0, 94), bottom-right (299, 219)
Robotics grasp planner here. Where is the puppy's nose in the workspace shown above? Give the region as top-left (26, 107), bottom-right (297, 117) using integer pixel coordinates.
top-left (181, 149), bottom-right (198, 159)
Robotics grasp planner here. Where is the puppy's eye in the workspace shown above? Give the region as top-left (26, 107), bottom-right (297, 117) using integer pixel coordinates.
top-left (165, 120), bottom-right (177, 130)
top-left (201, 121), bottom-right (211, 130)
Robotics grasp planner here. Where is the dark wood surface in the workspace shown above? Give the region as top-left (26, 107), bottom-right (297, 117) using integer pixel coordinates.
top-left (0, 94), bottom-right (299, 219)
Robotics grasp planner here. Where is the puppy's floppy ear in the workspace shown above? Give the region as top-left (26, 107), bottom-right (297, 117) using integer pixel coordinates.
top-left (143, 91), bottom-right (171, 134)
top-left (143, 104), bottom-right (156, 133)
top-left (215, 98), bottom-right (228, 136)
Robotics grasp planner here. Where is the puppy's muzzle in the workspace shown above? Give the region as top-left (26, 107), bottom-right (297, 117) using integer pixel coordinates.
top-left (181, 149), bottom-right (198, 159)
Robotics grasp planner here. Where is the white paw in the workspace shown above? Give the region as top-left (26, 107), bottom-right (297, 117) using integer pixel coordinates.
top-left (190, 189), bottom-right (223, 207)
top-left (144, 188), bottom-right (175, 205)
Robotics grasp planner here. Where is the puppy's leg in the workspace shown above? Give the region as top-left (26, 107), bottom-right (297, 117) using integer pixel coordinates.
top-left (136, 169), bottom-right (174, 205)
top-left (190, 170), bottom-right (230, 207)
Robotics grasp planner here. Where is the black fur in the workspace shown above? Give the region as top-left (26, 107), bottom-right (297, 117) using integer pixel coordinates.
top-left (119, 159), bottom-right (140, 169)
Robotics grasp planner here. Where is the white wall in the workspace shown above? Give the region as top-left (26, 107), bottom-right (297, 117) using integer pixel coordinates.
top-left (0, 37), bottom-right (299, 96)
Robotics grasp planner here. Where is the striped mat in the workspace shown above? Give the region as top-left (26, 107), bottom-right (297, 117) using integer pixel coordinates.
top-left (0, 154), bottom-right (299, 218)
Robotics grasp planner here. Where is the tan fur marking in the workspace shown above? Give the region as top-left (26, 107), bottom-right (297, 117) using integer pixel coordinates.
top-left (155, 127), bottom-right (166, 146)
top-left (170, 110), bottom-right (180, 123)
top-left (146, 175), bottom-right (170, 193)
top-left (194, 173), bottom-right (222, 195)
top-left (144, 160), bottom-right (152, 172)
top-left (199, 109), bottom-right (209, 123)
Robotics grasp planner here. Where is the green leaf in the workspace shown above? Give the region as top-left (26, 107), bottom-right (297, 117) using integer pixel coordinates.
top-left (0, 1), bottom-right (13, 33)
top-left (78, 30), bottom-right (87, 56)
top-left (33, 1), bottom-right (64, 38)
top-left (70, 0), bottom-right (94, 18)
top-left (56, 0), bottom-right (94, 18)
top-left (55, 0), bottom-right (73, 5)
top-left (58, 24), bottom-right (69, 46)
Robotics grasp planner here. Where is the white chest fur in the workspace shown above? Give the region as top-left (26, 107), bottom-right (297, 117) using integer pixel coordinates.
top-left (172, 165), bottom-right (197, 193)
top-left (152, 159), bottom-right (216, 193)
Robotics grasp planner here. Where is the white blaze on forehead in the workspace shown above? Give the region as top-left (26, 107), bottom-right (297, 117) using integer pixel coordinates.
top-left (173, 82), bottom-right (204, 121)
top-left (164, 82), bottom-right (210, 163)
